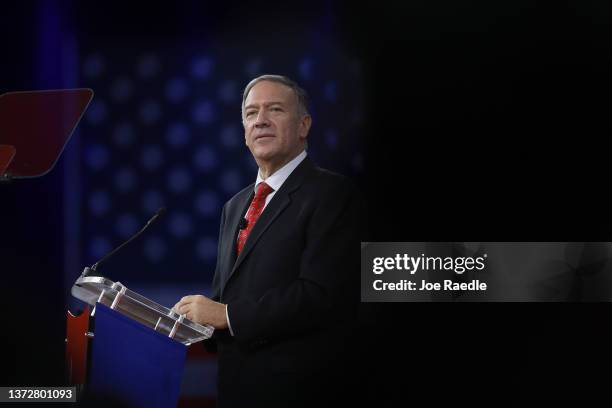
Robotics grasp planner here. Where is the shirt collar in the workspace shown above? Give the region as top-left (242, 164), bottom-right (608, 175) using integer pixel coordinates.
top-left (254, 150), bottom-right (307, 193)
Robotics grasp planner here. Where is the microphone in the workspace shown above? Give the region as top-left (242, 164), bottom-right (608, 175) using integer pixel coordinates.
top-left (81, 207), bottom-right (167, 277)
top-left (239, 218), bottom-right (249, 230)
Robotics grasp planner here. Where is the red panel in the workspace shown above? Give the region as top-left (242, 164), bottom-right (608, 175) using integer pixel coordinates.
top-left (186, 342), bottom-right (216, 361)
top-left (65, 307), bottom-right (90, 385)
top-left (178, 397), bottom-right (217, 408)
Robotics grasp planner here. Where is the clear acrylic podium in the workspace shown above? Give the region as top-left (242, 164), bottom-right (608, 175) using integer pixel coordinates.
top-left (69, 276), bottom-right (214, 407)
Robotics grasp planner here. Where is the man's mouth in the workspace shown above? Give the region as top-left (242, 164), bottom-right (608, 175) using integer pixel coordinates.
top-left (254, 134), bottom-right (275, 141)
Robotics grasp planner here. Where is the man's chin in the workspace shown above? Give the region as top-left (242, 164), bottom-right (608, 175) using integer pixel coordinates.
top-left (252, 148), bottom-right (277, 162)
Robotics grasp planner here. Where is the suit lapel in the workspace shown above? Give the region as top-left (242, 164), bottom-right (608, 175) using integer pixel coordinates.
top-left (220, 187), bottom-right (253, 293)
top-left (231, 193), bottom-right (290, 275)
top-left (224, 157), bottom-right (315, 288)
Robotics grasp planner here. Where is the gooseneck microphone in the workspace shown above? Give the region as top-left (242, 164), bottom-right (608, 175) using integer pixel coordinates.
top-left (81, 207), bottom-right (166, 277)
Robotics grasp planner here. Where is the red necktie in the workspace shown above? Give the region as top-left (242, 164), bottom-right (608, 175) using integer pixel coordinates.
top-left (237, 182), bottom-right (274, 256)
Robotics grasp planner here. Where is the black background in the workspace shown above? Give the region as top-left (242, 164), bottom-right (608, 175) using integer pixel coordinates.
top-left (2, 1), bottom-right (612, 406)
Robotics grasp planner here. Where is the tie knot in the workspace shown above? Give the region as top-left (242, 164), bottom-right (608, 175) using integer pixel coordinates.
top-left (255, 182), bottom-right (273, 198)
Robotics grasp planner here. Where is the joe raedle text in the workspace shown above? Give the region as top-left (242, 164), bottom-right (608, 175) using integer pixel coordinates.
top-left (373, 279), bottom-right (487, 292)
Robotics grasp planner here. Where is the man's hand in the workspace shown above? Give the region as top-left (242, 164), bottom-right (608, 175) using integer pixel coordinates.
top-left (172, 295), bottom-right (229, 329)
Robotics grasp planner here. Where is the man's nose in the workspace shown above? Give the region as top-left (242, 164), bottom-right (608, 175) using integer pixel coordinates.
top-left (254, 111), bottom-right (270, 127)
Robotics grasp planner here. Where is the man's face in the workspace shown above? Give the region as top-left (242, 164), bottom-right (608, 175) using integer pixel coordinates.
top-left (243, 80), bottom-right (311, 171)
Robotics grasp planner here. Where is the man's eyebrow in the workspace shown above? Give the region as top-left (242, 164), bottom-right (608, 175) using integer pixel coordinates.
top-left (244, 101), bottom-right (286, 110)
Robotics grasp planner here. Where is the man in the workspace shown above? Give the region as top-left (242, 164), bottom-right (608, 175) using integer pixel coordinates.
top-left (174, 75), bottom-right (362, 407)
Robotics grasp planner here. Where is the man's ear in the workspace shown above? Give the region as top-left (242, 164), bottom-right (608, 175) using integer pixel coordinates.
top-left (299, 115), bottom-right (312, 140)
top-left (243, 121), bottom-right (249, 146)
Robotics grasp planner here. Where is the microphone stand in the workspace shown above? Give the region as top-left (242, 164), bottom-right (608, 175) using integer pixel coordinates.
top-left (81, 207), bottom-right (166, 278)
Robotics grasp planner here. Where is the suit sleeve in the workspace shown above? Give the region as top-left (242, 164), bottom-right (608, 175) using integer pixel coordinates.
top-left (227, 179), bottom-right (363, 345)
top-left (210, 203), bottom-right (227, 302)
top-left (204, 203), bottom-right (228, 353)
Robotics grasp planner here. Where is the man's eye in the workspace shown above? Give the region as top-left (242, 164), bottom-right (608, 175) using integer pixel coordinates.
top-left (246, 111), bottom-right (256, 117)
top-left (271, 107), bottom-right (282, 112)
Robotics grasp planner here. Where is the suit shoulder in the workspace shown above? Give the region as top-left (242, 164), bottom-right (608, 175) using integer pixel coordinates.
top-left (310, 166), bottom-right (360, 194)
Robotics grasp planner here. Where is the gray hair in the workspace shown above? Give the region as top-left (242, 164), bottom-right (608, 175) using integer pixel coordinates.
top-left (241, 74), bottom-right (310, 119)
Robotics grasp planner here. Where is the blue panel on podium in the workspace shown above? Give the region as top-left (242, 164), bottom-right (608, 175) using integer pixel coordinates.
top-left (89, 303), bottom-right (187, 408)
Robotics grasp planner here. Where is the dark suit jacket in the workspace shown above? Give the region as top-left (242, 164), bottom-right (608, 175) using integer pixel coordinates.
top-left (209, 156), bottom-right (362, 408)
